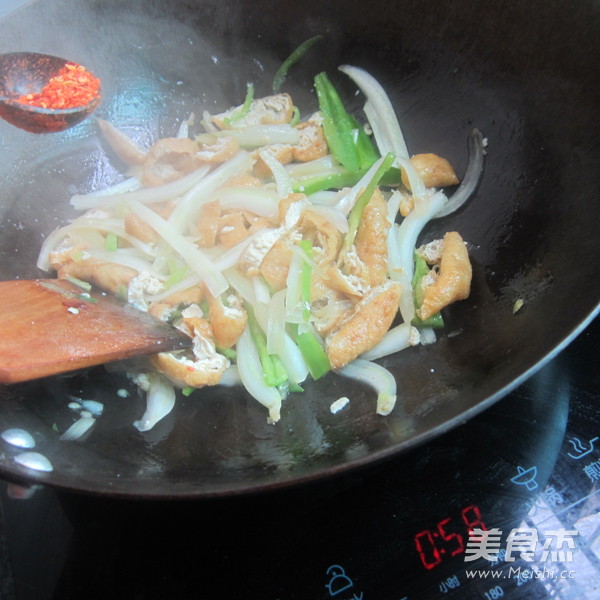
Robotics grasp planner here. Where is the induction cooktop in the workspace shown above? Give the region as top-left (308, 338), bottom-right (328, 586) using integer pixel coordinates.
top-left (0, 318), bottom-right (598, 599)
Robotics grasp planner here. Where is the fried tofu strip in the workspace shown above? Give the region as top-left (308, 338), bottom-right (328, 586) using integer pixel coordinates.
top-left (354, 188), bottom-right (389, 287)
top-left (402, 153), bottom-right (459, 191)
top-left (326, 281), bottom-right (401, 369)
top-left (417, 231), bottom-right (472, 320)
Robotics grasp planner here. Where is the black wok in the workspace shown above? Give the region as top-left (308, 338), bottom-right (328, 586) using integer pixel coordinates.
top-left (0, 0), bottom-right (598, 498)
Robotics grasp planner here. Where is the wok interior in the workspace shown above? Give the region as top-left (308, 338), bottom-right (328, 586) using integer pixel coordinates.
top-left (0, 0), bottom-right (597, 496)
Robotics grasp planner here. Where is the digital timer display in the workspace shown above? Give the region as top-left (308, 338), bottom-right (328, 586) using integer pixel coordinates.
top-left (414, 504), bottom-right (487, 570)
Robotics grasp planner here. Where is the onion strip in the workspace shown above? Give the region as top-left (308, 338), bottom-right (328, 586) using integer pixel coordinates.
top-left (336, 358), bottom-right (397, 415)
top-left (236, 327), bottom-right (282, 423)
top-left (433, 129), bottom-right (486, 219)
top-left (71, 165), bottom-right (211, 210)
top-left (127, 199), bottom-right (228, 297)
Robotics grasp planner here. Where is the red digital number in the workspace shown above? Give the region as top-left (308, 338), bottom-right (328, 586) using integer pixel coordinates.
top-left (415, 505), bottom-right (487, 570)
top-left (461, 504), bottom-right (487, 533)
top-left (414, 529), bottom-right (442, 570)
top-left (437, 517), bottom-right (465, 557)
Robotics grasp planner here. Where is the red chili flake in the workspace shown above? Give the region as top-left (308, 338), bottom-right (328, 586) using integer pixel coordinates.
top-left (17, 62), bottom-right (100, 109)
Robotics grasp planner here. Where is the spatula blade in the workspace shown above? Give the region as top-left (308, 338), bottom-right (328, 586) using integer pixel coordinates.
top-left (0, 279), bottom-right (191, 383)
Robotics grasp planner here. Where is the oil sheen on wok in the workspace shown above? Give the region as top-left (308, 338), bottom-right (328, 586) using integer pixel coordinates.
top-left (37, 62), bottom-right (484, 432)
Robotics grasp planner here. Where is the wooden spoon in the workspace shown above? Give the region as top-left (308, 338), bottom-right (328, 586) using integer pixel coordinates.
top-left (0, 279), bottom-right (191, 384)
top-left (0, 52), bottom-right (100, 133)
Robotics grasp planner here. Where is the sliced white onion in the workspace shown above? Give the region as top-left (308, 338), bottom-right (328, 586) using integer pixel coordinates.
top-left (433, 129), bottom-right (486, 219)
top-left (79, 248), bottom-right (166, 281)
top-left (307, 205), bottom-right (349, 233)
top-left (71, 164), bottom-right (211, 211)
top-left (213, 230), bottom-right (266, 272)
top-left (201, 110), bottom-right (219, 133)
top-left (336, 358), bottom-right (397, 416)
top-left (211, 186), bottom-right (279, 218)
top-left (146, 273), bottom-right (203, 303)
top-left (267, 289), bottom-right (287, 355)
top-left (419, 327), bottom-right (437, 345)
top-left (361, 321), bottom-right (414, 361)
top-left (60, 416), bottom-right (96, 441)
top-left (253, 275), bottom-right (271, 305)
top-left (285, 154), bottom-right (341, 178)
top-left (127, 199), bottom-right (228, 297)
top-left (339, 65), bottom-right (409, 159)
top-left (168, 151), bottom-right (253, 232)
top-left (394, 190), bottom-right (447, 282)
top-left (258, 149), bottom-right (293, 198)
top-left (236, 326), bottom-right (282, 423)
top-left (334, 155), bottom-right (388, 215)
top-left (339, 65), bottom-right (428, 197)
top-left (284, 249), bottom-right (305, 323)
top-left (218, 124), bottom-right (300, 147)
top-left (396, 156), bottom-right (427, 198)
top-left (225, 267), bottom-right (258, 306)
top-left (278, 334), bottom-right (310, 386)
top-left (308, 190), bottom-right (343, 206)
top-left (133, 373), bottom-right (176, 432)
top-left (219, 365), bottom-right (242, 387)
top-left (86, 176), bottom-right (141, 197)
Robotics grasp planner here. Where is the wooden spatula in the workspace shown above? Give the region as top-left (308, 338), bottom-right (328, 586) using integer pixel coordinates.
top-left (0, 279), bottom-right (191, 383)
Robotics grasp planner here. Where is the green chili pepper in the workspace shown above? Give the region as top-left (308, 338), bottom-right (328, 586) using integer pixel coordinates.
top-left (216, 345), bottom-right (237, 360)
top-left (341, 153), bottom-right (395, 255)
top-left (292, 165), bottom-right (401, 195)
top-left (298, 239), bottom-right (313, 322)
top-left (247, 308), bottom-right (288, 387)
top-left (105, 232), bottom-right (118, 251)
top-left (273, 35), bottom-right (323, 93)
top-left (290, 106), bottom-right (301, 126)
top-left (315, 72), bottom-right (379, 173)
top-left (224, 82), bottom-right (255, 126)
top-left (411, 252), bottom-right (444, 328)
top-left (288, 323), bottom-right (331, 380)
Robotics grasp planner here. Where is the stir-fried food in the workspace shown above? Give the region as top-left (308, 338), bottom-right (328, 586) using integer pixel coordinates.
top-left (38, 64), bottom-right (485, 429)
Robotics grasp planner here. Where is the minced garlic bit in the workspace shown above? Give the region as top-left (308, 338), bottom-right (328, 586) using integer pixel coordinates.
top-left (67, 307), bottom-right (79, 315)
top-left (330, 396), bottom-right (350, 414)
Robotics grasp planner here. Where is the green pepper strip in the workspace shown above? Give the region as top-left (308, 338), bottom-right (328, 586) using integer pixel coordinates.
top-left (315, 72), bottom-right (379, 173)
top-left (411, 252), bottom-right (444, 328)
top-left (341, 153), bottom-right (395, 257)
top-left (105, 232), bottom-right (118, 251)
top-left (65, 277), bottom-right (92, 292)
top-left (288, 323), bottom-right (331, 380)
top-left (350, 114), bottom-right (380, 170)
top-left (272, 35), bottom-right (323, 93)
top-left (216, 345), bottom-right (237, 360)
top-left (247, 308), bottom-right (288, 387)
top-left (290, 106), bottom-right (301, 126)
top-left (163, 260), bottom-right (188, 289)
top-left (224, 82), bottom-right (255, 126)
top-left (292, 165), bottom-right (401, 195)
top-left (298, 239), bottom-right (313, 322)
